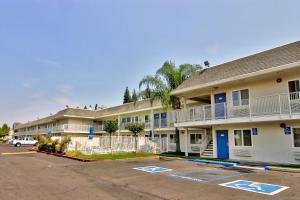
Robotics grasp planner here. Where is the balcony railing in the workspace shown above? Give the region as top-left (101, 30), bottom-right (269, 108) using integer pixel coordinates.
top-left (15, 124), bottom-right (105, 136)
top-left (175, 92), bottom-right (300, 123)
top-left (120, 120), bottom-right (151, 131)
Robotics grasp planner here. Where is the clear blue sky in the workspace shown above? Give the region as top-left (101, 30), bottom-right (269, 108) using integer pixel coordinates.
top-left (0, 0), bottom-right (300, 126)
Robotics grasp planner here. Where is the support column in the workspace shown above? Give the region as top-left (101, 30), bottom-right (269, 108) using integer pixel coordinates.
top-left (211, 90), bottom-right (215, 120)
top-left (185, 128), bottom-right (189, 157)
top-left (212, 126), bottom-right (217, 158)
top-left (150, 109), bottom-right (154, 140)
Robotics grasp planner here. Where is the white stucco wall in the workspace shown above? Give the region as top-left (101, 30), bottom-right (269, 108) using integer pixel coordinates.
top-left (214, 120), bottom-right (300, 164)
top-left (210, 71), bottom-right (300, 103)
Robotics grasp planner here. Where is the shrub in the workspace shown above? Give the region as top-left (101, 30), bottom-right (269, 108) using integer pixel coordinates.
top-left (59, 136), bottom-right (71, 153)
top-left (36, 135), bottom-right (71, 154)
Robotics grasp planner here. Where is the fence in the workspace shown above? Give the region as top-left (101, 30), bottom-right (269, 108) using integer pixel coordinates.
top-left (57, 136), bottom-right (167, 155)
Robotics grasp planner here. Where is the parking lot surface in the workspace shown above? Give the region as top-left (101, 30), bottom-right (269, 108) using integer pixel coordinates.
top-left (0, 143), bottom-right (299, 200)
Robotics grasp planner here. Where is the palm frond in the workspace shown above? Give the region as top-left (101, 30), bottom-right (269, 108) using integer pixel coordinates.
top-left (156, 60), bottom-right (177, 89)
top-left (139, 75), bottom-right (165, 89)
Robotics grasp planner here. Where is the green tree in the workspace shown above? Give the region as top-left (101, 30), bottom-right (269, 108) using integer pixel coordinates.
top-left (0, 123), bottom-right (10, 138)
top-left (103, 120), bottom-right (119, 153)
top-left (123, 87), bottom-right (132, 104)
top-left (125, 122), bottom-right (145, 152)
top-left (132, 89), bottom-right (138, 103)
top-left (139, 61), bottom-right (201, 152)
top-left (95, 104), bottom-right (98, 110)
top-left (139, 85), bottom-right (152, 100)
top-left (84, 105), bottom-right (87, 109)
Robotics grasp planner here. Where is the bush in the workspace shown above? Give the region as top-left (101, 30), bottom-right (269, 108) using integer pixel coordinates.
top-left (37, 135), bottom-right (71, 154)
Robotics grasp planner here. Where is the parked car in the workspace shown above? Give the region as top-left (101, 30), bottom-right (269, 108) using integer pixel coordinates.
top-left (12, 137), bottom-right (38, 147)
top-left (2, 138), bottom-right (13, 143)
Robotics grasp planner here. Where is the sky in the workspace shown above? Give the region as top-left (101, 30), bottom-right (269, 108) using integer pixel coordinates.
top-left (0, 0), bottom-right (300, 126)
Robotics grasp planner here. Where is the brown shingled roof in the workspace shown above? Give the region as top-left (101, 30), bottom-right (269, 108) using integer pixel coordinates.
top-left (173, 41), bottom-right (300, 94)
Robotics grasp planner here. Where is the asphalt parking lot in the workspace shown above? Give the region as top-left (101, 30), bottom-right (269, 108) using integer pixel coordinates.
top-left (0, 143), bottom-right (299, 200)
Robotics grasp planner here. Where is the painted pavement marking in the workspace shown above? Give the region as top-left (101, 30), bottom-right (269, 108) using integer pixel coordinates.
top-left (219, 180), bottom-right (289, 195)
top-left (133, 166), bottom-right (173, 173)
top-left (168, 174), bottom-right (204, 183)
top-left (1, 152), bottom-right (36, 155)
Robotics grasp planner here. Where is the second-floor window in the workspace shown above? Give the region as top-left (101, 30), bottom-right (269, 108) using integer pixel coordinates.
top-left (232, 89), bottom-right (249, 106)
top-left (288, 80), bottom-right (300, 100)
top-left (161, 112), bottom-right (167, 128)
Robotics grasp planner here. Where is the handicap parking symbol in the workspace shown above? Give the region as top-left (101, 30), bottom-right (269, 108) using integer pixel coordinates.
top-left (133, 166), bottom-right (172, 173)
top-left (219, 180), bottom-right (289, 195)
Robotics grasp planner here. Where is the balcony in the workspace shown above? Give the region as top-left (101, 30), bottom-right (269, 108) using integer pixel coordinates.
top-left (15, 124), bottom-right (105, 136)
top-left (175, 92), bottom-right (300, 126)
top-left (154, 113), bottom-right (176, 129)
top-left (120, 120), bottom-right (151, 131)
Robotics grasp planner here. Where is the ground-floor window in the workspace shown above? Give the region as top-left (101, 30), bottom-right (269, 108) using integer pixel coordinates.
top-left (190, 133), bottom-right (202, 144)
top-left (169, 134), bottom-right (175, 143)
top-left (234, 129), bottom-right (252, 147)
top-left (293, 128), bottom-right (300, 147)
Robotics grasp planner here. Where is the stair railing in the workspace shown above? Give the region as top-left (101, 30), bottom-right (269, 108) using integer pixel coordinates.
top-left (200, 134), bottom-right (213, 156)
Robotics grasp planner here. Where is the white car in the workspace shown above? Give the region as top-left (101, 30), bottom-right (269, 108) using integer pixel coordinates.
top-left (13, 137), bottom-right (38, 147)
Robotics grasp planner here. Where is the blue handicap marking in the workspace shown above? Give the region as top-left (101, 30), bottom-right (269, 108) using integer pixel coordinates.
top-left (219, 180), bottom-right (289, 195)
top-left (133, 166), bottom-right (172, 173)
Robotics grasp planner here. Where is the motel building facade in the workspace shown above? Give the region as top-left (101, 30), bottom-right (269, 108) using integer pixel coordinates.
top-left (14, 41), bottom-right (300, 165)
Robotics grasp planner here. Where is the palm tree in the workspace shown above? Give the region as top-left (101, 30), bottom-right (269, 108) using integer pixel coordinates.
top-left (139, 61), bottom-right (201, 152)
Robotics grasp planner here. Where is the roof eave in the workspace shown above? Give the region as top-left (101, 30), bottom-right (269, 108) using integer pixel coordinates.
top-left (171, 61), bottom-right (300, 96)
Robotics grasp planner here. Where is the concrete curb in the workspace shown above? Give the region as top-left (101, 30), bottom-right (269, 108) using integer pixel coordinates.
top-left (159, 156), bottom-right (184, 161)
top-left (36, 150), bottom-right (97, 162)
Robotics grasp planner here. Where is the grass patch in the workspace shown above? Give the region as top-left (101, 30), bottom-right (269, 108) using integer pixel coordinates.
top-left (66, 151), bottom-right (156, 160)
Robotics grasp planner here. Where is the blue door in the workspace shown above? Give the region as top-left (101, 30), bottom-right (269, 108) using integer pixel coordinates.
top-left (154, 113), bottom-right (160, 128)
top-left (161, 113), bottom-right (167, 128)
top-left (216, 130), bottom-right (229, 159)
top-left (215, 93), bottom-right (226, 119)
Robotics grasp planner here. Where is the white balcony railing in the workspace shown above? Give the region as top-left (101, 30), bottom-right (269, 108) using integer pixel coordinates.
top-left (175, 92), bottom-right (300, 124)
top-left (120, 120), bottom-right (152, 131)
top-left (153, 112), bottom-right (176, 129)
top-left (15, 124), bottom-right (105, 136)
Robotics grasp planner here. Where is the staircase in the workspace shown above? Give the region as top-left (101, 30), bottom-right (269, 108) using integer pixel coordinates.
top-left (201, 140), bottom-right (213, 158)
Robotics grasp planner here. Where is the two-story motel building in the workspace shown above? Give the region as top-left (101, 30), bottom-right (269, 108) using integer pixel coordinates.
top-left (14, 41), bottom-right (300, 164)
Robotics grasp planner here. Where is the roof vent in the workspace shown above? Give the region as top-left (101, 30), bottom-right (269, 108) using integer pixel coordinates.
top-left (204, 61), bottom-right (210, 68)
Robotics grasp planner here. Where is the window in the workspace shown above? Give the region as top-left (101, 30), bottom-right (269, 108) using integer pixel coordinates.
top-left (289, 80), bottom-right (300, 93)
top-left (169, 134), bottom-right (175, 143)
top-left (190, 133), bottom-right (202, 144)
top-left (145, 115), bottom-right (149, 122)
top-left (293, 128), bottom-right (300, 147)
top-left (232, 89), bottom-right (249, 106)
top-left (234, 129), bottom-right (252, 146)
top-left (232, 91), bottom-right (239, 106)
top-left (234, 130), bottom-right (242, 146)
top-left (154, 113), bottom-right (160, 128)
top-left (135, 116), bottom-right (139, 122)
top-left (161, 112), bottom-right (167, 128)
top-left (289, 80), bottom-right (300, 100)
